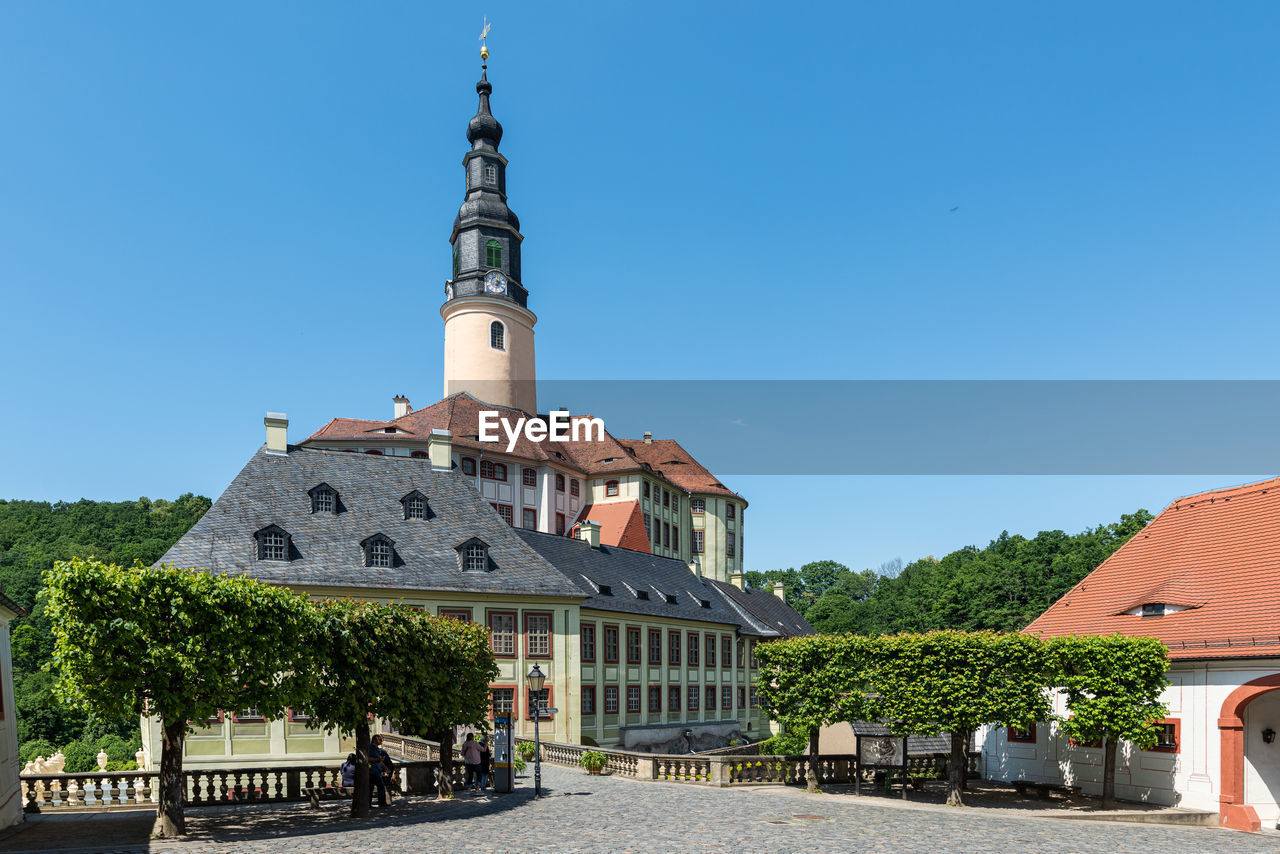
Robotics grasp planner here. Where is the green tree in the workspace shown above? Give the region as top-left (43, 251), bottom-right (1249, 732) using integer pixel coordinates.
top-left (865, 632), bottom-right (1053, 806)
top-left (1050, 634), bottom-right (1169, 808)
top-left (293, 599), bottom-right (497, 817)
top-left (44, 559), bottom-right (313, 837)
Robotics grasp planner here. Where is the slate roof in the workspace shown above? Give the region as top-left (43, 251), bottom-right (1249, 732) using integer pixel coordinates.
top-left (1025, 475), bottom-right (1280, 660)
top-left (158, 446), bottom-right (582, 598)
top-left (710, 580), bottom-right (816, 637)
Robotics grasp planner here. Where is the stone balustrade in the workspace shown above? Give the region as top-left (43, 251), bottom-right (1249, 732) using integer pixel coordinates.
top-left (19, 759), bottom-right (458, 813)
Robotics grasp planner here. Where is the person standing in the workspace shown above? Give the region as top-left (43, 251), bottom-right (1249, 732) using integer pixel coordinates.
top-left (368, 735), bottom-right (390, 808)
top-left (462, 732), bottom-right (482, 791)
top-left (478, 735), bottom-right (491, 789)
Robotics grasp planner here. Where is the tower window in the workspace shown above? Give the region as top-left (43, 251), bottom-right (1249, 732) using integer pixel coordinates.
top-left (452, 247), bottom-right (460, 278)
top-left (490, 321), bottom-right (505, 351)
top-left (484, 164), bottom-right (497, 186)
top-left (485, 239), bottom-right (502, 267)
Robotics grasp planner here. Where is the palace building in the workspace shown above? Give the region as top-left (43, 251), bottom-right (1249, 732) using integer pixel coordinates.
top-left (983, 476), bottom-right (1280, 831)
top-left (144, 54), bottom-right (810, 769)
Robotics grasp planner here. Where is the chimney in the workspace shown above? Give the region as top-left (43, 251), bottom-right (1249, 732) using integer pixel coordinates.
top-left (578, 520), bottom-right (601, 549)
top-left (264, 412), bottom-right (288, 455)
top-left (393, 395), bottom-right (412, 419)
top-left (427, 429), bottom-right (452, 470)
top-left (730, 571), bottom-right (745, 590)
top-left (643, 431), bottom-right (652, 443)
top-left (772, 581), bottom-right (786, 601)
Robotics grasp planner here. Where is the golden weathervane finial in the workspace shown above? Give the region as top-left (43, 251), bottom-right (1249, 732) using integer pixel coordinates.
top-left (479, 16), bottom-right (491, 62)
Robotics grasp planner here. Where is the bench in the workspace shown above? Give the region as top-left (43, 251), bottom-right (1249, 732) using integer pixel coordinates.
top-left (1013, 781), bottom-right (1082, 801)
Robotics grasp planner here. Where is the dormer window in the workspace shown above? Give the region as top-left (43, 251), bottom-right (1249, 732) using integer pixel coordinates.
top-left (484, 164), bottom-right (497, 186)
top-left (455, 537), bottom-right (491, 572)
top-left (1141, 603), bottom-right (1166, 617)
top-left (309, 484), bottom-right (338, 514)
top-left (254, 525), bottom-right (291, 562)
top-left (362, 534), bottom-right (395, 568)
top-left (401, 490), bottom-right (429, 520)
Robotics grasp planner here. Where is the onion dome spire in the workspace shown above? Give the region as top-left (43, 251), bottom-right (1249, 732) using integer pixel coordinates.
top-left (467, 38), bottom-right (503, 150)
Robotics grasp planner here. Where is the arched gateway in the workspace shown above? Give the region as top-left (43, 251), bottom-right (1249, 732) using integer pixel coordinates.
top-left (1220, 673), bottom-right (1280, 831)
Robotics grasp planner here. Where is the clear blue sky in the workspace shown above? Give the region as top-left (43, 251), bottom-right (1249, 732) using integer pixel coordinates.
top-left (2, 2), bottom-right (1278, 572)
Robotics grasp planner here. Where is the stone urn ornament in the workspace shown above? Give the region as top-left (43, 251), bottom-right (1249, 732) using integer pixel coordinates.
top-left (45, 752), bottom-right (67, 774)
top-left (135, 749), bottom-right (147, 770)
top-left (96, 750), bottom-right (109, 771)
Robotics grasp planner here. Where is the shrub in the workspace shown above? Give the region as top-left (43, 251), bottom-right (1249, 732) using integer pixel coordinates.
top-left (94, 734), bottom-right (137, 766)
top-left (579, 750), bottom-right (607, 773)
top-left (758, 731), bottom-right (807, 755)
top-left (516, 741), bottom-right (536, 760)
top-left (60, 740), bottom-right (98, 773)
top-left (512, 755), bottom-right (527, 774)
top-left (105, 760), bottom-right (138, 772)
top-left (19, 739), bottom-right (56, 765)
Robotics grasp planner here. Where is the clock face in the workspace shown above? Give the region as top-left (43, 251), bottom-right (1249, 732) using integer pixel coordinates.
top-left (484, 271), bottom-right (508, 295)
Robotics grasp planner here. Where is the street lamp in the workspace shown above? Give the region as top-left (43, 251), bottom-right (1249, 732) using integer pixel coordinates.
top-left (527, 663), bottom-right (545, 796)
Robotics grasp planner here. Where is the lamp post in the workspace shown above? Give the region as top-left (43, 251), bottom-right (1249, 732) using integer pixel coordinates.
top-left (527, 663), bottom-right (545, 797)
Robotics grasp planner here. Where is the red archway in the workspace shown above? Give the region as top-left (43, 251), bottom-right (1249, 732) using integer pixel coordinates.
top-left (1219, 672), bottom-right (1280, 831)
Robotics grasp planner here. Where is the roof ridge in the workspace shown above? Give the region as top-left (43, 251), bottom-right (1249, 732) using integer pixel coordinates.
top-left (1166, 475), bottom-right (1280, 510)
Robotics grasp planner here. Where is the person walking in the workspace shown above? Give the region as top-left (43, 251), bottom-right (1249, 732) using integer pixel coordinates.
top-left (462, 732), bottom-right (483, 791)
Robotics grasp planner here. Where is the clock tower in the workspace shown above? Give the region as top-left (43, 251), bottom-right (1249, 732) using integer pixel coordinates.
top-left (441, 50), bottom-right (537, 414)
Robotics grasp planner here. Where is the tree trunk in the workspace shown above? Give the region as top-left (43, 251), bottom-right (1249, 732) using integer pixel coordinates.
top-left (1102, 736), bottom-right (1118, 809)
top-left (152, 719), bottom-right (186, 838)
top-left (432, 728), bottom-right (455, 799)
top-left (350, 721), bottom-right (371, 818)
top-left (806, 727), bottom-right (820, 793)
top-left (945, 729), bottom-right (968, 806)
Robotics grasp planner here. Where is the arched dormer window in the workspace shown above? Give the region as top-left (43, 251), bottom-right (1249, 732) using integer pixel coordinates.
top-left (308, 483), bottom-right (338, 514)
top-left (485, 239), bottom-right (502, 267)
top-left (490, 321), bottom-right (505, 351)
top-left (362, 533), bottom-right (395, 568)
top-left (456, 537), bottom-right (491, 572)
top-left (254, 525), bottom-right (291, 562)
top-left (401, 490), bottom-right (429, 520)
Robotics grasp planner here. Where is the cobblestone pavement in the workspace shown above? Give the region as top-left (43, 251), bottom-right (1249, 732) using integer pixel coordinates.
top-left (1, 764), bottom-right (1274, 854)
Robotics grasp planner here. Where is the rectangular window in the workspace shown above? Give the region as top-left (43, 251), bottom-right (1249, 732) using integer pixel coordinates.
top-left (644, 514), bottom-right (651, 537)
top-left (687, 632), bottom-right (700, 666)
top-left (722, 686), bottom-right (733, 710)
top-left (581, 623), bottom-right (596, 662)
top-left (705, 634), bottom-right (716, 668)
top-left (570, 478), bottom-right (580, 497)
top-left (523, 467), bottom-right (537, 486)
top-left (606, 480), bottom-right (619, 496)
top-left (527, 687), bottom-right (551, 720)
top-left (489, 611), bottom-right (516, 657)
top-left (671, 495), bottom-right (679, 513)
top-left (668, 630), bottom-right (681, 665)
top-left (672, 526), bottom-right (679, 551)
top-left (648, 629), bottom-right (662, 665)
top-left (491, 687), bottom-right (515, 720)
top-left (525, 612), bottom-right (552, 658)
top-left (737, 686), bottom-right (746, 709)
top-left (440, 607), bottom-right (473, 622)
top-left (669, 685), bottom-right (681, 712)
top-left (663, 489), bottom-right (670, 507)
top-left (648, 685), bottom-right (662, 714)
top-left (462, 457), bottom-right (477, 476)
top-left (749, 685), bottom-right (758, 708)
top-left (643, 482), bottom-right (650, 499)
top-left (692, 498), bottom-right (705, 514)
top-left (556, 513), bottom-right (566, 535)
top-left (653, 522), bottom-right (661, 546)
top-left (627, 626), bottom-right (642, 665)
top-left (687, 685), bottom-right (699, 711)
top-left (604, 686), bottom-right (619, 715)
top-left (727, 503), bottom-right (736, 520)
top-left (726, 532), bottom-right (736, 557)
top-left (663, 522), bottom-right (670, 548)
top-left (581, 686), bottom-right (596, 715)
top-left (721, 636), bottom-right (732, 668)
top-left (1151, 719), bottom-right (1180, 753)
top-left (705, 685), bottom-right (716, 713)
top-left (626, 685), bottom-right (641, 714)
top-left (1007, 725), bottom-right (1037, 743)
top-left (491, 503), bottom-right (514, 526)
top-left (736, 639), bottom-right (745, 668)
top-left (556, 474), bottom-right (565, 492)
top-left (749, 641), bottom-right (757, 669)
top-left (522, 508), bottom-right (537, 529)
top-left (604, 625), bottom-right (619, 663)
top-left (693, 530), bottom-right (704, 554)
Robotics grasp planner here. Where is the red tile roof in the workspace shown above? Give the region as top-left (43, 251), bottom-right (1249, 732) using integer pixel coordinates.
top-left (1025, 476), bottom-right (1280, 660)
top-left (305, 393), bottom-right (741, 500)
top-left (577, 501), bottom-right (652, 553)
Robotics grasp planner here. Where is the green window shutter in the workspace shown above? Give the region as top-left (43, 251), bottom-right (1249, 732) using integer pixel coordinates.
top-left (452, 248), bottom-right (460, 278)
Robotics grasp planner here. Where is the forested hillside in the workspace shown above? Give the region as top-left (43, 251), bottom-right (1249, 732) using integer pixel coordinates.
top-left (0, 495), bottom-right (210, 766)
top-left (746, 510), bottom-right (1153, 635)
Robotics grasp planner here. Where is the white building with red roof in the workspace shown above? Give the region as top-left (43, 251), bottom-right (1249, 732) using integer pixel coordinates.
top-left (983, 476), bottom-right (1280, 831)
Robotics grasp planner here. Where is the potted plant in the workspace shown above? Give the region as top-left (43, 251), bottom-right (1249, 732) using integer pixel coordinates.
top-left (579, 750), bottom-right (608, 775)
top-left (517, 741), bottom-right (537, 761)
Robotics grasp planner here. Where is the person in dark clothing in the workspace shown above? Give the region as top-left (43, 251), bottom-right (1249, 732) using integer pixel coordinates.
top-left (478, 735), bottom-right (491, 789)
top-left (340, 753), bottom-right (357, 787)
top-left (368, 735), bottom-right (390, 807)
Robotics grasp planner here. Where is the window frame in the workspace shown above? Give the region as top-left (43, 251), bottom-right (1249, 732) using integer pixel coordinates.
top-left (485, 238), bottom-right (502, 267)
top-left (605, 480), bottom-right (619, 497)
top-left (522, 467), bottom-right (538, 487)
top-left (687, 684), bottom-right (699, 712)
top-left (726, 503), bottom-right (737, 520)
top-left (570, 478), bottom-right (580, 497)
top-left (362, 533), bottom-right (395, 569)
top-left (687, 632), bottom-right (700, 667)
top-left (490, 685), bottom-right (517, 721)
top-left (726, 531), bottom-right (736, 557)
top-left (556, 513), bottom-right (566, 535)
top-left (439, 607), bottom-right (473, 622)
top-left (1150, 718), bottom-right (1180, 753)
top-left (603, 685), bottom-right (619, 716)
top-left (487, 609), bottom-right (518, 658)
top-left (648, 628), bottom-right (662, 666)
top-left (692, 530), bottom-right (705, 554)
top-left (522, 507), bottom-right (537, 529)
top-left (580, 622), bottom-right (596, 663)
top-left (1007, 724), bottom-right (1037, 744)
top-left (668, 630), bottom-right (681, 666)
top-left (489, 502), bottom-right (514, 526)
top-left (603, 624), bottom-right (620, 664)
top-left (668, 685), bottom-right (682, 712)
top-left (524, 611), bottom-right (553, 659)
top-left (581, 685), bottom-right (596, 716)
top-left (254, 525), bottom-right (290, 562)
top-left (705, 685), bottom-right (716, 714)
top-left (461, 457), bottom-right (477, 476)
top-left (555, 473), bottom-right (565, 492)
top-left (705, 634), bottom-right (716, 668)
top-left (648, 685), bottom-right (662, 714)
top-left (526, 685), bottom-right (554, 722)
top-left (692, 498), bottom-right (705, 514)
top-left (721, 635), bottom-right (732, 669)
top-left (626, 626), bottom-right (642, 665)
top-left (722, 685), bottom-right (733, 711)
top-left (738, 686), bottom-right (746, 710)
top-left (626, 685), bottom-right (642, 714)
top-left (490, 320), bottom-right (505, 351)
